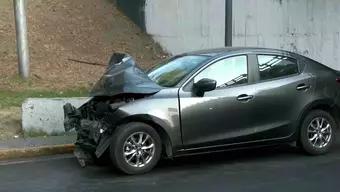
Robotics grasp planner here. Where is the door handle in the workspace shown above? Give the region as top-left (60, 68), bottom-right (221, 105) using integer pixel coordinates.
top-left (296, 84), bottom-right (310, 91)
top-left (237, 94), bottom-right (254, 102)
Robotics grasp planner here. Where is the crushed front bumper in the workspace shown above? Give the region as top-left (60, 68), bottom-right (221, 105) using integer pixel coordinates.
top-left (63, 103), bottom-right (113, 167)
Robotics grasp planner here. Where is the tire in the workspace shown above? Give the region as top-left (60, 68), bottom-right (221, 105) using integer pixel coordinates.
top-left (299, 110), bottom-right (336, 155)
top-left (109, 122), bottom-right (162, 174)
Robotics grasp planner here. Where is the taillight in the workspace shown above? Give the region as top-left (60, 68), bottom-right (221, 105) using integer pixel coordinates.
top-left (336, 77), bottom-right (340, 83)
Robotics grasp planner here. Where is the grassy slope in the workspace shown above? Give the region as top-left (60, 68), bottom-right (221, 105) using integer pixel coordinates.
top-left (0, 88), bottom-right (88, 108)
top-left (0, 0), bottom-right (167, 108)
top-left (0, 0), bottom-right (167, 137)
top-left (0, 0), bottom-right (166, 91)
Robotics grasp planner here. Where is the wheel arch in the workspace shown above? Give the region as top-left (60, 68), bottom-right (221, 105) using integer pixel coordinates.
top-left (117, 114), bottom-right (174, 158)
top-left (297, 99), bottom-right (340, 131)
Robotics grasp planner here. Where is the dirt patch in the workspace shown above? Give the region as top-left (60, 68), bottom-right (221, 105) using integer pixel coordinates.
top-left (0, 0), bottom-right (168, 137)
top-left (0, 0), bottom-right (167, 91)
top-left (0, 107), bottom-right (22, 140)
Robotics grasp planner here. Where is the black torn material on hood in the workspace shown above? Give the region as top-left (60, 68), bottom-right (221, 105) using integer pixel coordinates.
top-left (90, 53), bottom-right (162, 97)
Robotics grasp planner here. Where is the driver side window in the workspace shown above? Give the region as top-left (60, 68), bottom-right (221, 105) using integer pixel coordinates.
top-left (194, 55), bottom-right (248, 88)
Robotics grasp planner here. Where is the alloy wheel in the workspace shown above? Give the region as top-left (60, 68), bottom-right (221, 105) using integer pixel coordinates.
top-left (123, 132), bottom-right (155, 168)
top-left (307, 117), bottom-right (332, 149)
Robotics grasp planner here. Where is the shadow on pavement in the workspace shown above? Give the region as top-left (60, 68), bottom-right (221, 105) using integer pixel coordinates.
top-left (86, 141), bottom-right (340, 177)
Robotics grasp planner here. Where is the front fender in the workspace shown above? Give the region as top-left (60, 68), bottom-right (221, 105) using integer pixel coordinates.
top-left (95, 97), bottom-right (182, 158)
top-left (116, 97), bottom-right (182, 150)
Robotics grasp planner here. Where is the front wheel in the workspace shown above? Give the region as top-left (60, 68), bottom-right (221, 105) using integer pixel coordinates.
top-left (299, 110), bottom-right (336, 155)
top-left (110, 122), bottom-right (162, 174)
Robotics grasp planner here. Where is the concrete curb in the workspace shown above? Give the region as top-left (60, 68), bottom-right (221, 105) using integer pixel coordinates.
top-left (22, 97), bottom-right (89, 134)
top-left (0, 144), bottom-right (75, 160)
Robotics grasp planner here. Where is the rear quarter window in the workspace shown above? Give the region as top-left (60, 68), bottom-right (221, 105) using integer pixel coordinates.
top-left (257, 55), bottom-right (299, 80)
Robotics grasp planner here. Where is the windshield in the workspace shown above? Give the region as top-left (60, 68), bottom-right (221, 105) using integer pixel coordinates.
top-left (147, 55), bottom-right (210, 87)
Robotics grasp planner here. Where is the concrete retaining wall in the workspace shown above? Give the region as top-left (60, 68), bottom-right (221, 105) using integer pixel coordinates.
top-left (120, 0), bottom-right (340, 70)
top-left (22, 98), bottom-right (90, 135)
top-left (233, 0), bottom-right (340, 70)
top-left (116, 0), bottom-right (146, 30)
top-left (115, 0), bottom-right (340, 69)
top-left (144, 0), bottom-right (226, 55)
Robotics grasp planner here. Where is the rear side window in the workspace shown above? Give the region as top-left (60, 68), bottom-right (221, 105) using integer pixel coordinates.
top-left (257, 55), bottom-right (299, 80)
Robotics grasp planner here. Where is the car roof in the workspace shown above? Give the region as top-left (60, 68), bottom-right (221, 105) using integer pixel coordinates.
top-left (186, 47), bottom-right (298, 58)
top-left (184, 47), bottom-right (335, 73)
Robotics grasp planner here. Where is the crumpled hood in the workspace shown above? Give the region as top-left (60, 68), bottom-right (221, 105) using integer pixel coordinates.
top-left (90, 53), bottom-right (163, 97)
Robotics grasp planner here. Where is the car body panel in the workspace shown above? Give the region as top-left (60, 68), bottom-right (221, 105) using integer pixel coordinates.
top-left (116, 88), bottom-right (182, 150)
top-left (63, 47), bottom-right (340, 165)
top-left (178, 53), bottom-right (316, 150)
top-left (179, 83), bottom-right (262, 148)
top-left (246, 73), bottom-right (316, 139)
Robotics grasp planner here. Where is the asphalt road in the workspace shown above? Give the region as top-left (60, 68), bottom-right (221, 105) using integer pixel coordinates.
top-left (1, 143), bottom-right (340, 192)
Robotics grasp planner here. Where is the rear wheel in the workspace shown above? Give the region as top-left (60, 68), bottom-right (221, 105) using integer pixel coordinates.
top-left (110, 122), bottom-right (162, 174)
top-left (299, 110), bottom-right (336, 155)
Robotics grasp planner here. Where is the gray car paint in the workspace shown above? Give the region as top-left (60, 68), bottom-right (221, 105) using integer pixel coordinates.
top-left (66, 47), bottom-right (340, 158)
top-left (116, 88), bottom-right (182, 150)
top-left (114, 48), bottom-right (339, 156)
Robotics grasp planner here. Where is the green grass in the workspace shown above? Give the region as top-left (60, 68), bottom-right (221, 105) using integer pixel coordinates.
top-left (0, 87), bottom-right (89, 108)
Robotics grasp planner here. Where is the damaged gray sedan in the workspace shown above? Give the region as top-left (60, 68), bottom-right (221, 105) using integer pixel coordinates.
top-left (64, 47), bottom-right (339, 174)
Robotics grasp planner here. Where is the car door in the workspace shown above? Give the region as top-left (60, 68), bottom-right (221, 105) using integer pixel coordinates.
top-left (179, 55), bottom-right (260, 149)
top-left (246, 54), bottom-right (315, 140)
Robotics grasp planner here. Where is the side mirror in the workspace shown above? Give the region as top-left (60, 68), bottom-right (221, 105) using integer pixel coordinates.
top-left (193, 78), bottom-right (217, 96)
